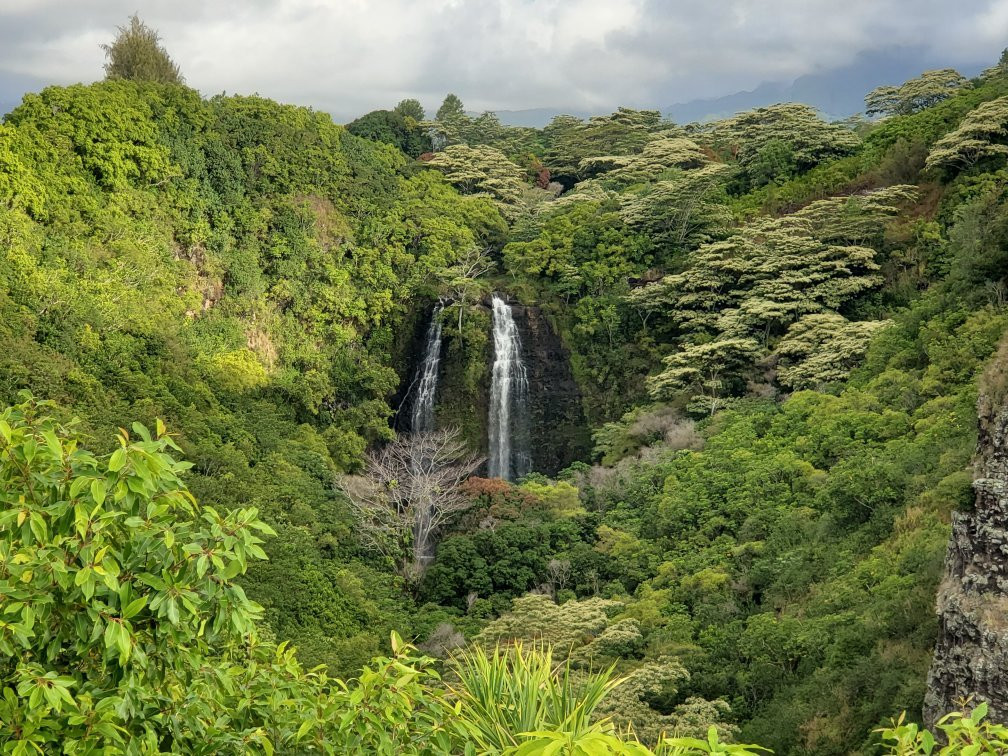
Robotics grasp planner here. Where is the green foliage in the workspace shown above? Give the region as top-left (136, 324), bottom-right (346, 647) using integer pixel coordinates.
top-left (866, 69), bottom-right (971, 117)
top-left (449, 643), bottom-right (621, 751)
top-left (620, 165), bottom-right (733, 256)
top-left (346, 109), bottom-right (432, 157)
top-left (926, 96), bottom-right (1008, 172)
top-left (425, 144), bottom-right (528, 216)
top-left (9, 41), bottom-right (1008, 755)
top-left (660, 726), bottom-right (770, 755)
top-left (648, 337), bottom-right (761, 413)
top-left (704, 103), bottom-right (860, 190)
top-left (394, 98), bottom-right (426, 122)
top-left (542, 108), bottom-right (667, 185)
top-left (436, 93), bottom-right (466, 123)
top-left (0, 78), bottom-right (506, 678)
top-left (102, 15), bottom-right (184, 85)
top-left (632, 185), bottom-right (917, 410)
top-left (0, 396), bottom-right (304, 752)
top-left (878, 702), bottom-right (1008, 755)
top-left (776, 314), bottom-right (892, 390)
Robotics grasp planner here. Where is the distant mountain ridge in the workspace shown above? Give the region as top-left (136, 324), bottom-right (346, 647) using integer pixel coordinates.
top-left (490, 47), bottom-right (986, 128)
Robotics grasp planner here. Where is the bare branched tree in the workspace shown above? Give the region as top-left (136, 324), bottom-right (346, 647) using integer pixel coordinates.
top-left (546, 558), bottom-right (572, 598)
top-left (337, 427), bottom-right (483, 586)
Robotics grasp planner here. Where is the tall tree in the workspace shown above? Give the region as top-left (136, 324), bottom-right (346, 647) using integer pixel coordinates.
top-left (394, 97), bottom-right (425, 122)
top-left (436, 93), bottom-right (466, 123)
top-left (648, 336), bottom-right (761, 414)
top-left (865, 69), bottom-right (970, 117)
top-left (775, 314), bottom-right (891, 389)
top-left (425, 144), bottom-right (527, 216)
top-left (338, 428), bottom-right (483, 585)
top-left (704, 103), bottom-right (860, 189)
top-left (101, 14), bottom-right (183, 85)
top-left (926, 96), bottom-right (1008, 172)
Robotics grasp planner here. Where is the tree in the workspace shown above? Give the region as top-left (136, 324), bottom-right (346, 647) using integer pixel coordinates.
top-left (925, 96), bottom-right (1008, 171)
top-left (620, 164), bottom-right (732, 254)
top-left (543, 108), bottom-right (665, 185)
top-left (394, 98), bottom-right (425, 122)
top-left (579, 136), bottom-right (709, 183)
top-left (865, 69), bottom-right (970, 117)
top-left (337, 428), bottom-right (483, 585)
top-left (346, 108), bottom-right (431, 157)
top-left (425, 144), bottom-right (527, 216)
top-left (981, 48), bottom-right (1008, 80)
top-left (628, 186), bottom-right (912, 339)
top-left (436, 93), bottom-right (466, 123)
top-left (439, 244), bottom-right (495, 332)
top-left (775, 314), bottom-right (891, 389)
top-left (705, 103), bottom-right (860, 189)
top-left (546, 557), bottom-right (572, 597)
top-left (101, 14), bottom-right (183, 85)
top-left (648, 337), bottom-right (761, 414)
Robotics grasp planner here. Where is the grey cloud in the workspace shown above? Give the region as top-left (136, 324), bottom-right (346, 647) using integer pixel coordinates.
top-left (0, 0), bottom-right (1006, 120)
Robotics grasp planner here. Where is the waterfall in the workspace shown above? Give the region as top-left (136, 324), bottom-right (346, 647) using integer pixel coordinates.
top-left (410, 305), bottom-right (443, 433)
top-left (488, 295), bottom-right (531, 480)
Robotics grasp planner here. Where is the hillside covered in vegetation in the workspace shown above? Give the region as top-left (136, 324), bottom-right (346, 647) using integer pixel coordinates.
top-left (4, 16), bottom-right (1008, 754)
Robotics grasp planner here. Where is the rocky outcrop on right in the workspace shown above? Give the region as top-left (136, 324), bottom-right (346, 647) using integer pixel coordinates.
top-left (924, 345), bottom-right (1008, 727)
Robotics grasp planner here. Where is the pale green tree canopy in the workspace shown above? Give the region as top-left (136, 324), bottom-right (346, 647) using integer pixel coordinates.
top-left (865, 69), bottom-right (970, 117)
top-left (775, 313), bottom-right (891, 389)
top-left (926, 96), bottom-right (1008, 171)
top-left (620, 163), bottom-right (732, 253)
top-left (543, 108), bottom-right (667, 183)
top-left (648, 336), bottom-right (762, 414)
top-left (704, 103), bottom-right (860, 185)
top-left (425, 143), bottom-right (528, 216)
top-left (579, 136), bottom-right (709, 184)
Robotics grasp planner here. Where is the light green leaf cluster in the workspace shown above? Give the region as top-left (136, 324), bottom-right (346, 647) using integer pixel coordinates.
top-left (925, 96), bottom-right (1008, 171)
top-left (580, 137), bottom-right (710, 184)
top-left (620, 164), bottom-right (733, 251)
top-left (704, 104), bottom-right (860, 178)
top-left (776, 314), bottom-right (892, 390)
top-left (865, 69), bottom-right (970, 117)
top-left (102, 15), bottom-right (184, 85)
top-left (425, 144), bottom-right (528, 216)
top-left (632, 186), bottom-right (915, 408)
top-left (877, 702), bottom-right (1008, 755)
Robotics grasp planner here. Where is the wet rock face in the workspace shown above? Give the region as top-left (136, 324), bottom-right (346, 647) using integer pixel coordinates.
top-left (924, 389), bottom-right (1008, 727)
top-left (509, 303), bottom-right (591, 475)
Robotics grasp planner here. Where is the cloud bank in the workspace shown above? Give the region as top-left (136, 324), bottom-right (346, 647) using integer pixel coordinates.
top-left (0, 0), bottom-right (1006, 120)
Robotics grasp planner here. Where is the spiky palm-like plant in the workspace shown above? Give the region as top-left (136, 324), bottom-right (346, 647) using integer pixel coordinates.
top-left (449, 642), bottom-right (622, 752)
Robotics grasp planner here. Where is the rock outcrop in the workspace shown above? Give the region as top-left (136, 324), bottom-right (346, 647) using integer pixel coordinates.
top-left (924, 354), bottom-right (1008, 727)
top-left (509, 302), bottom-right (591, 475)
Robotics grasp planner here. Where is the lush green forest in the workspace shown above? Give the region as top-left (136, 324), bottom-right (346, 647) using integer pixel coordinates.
top-left (4, 16), bottom-right (1008, 754)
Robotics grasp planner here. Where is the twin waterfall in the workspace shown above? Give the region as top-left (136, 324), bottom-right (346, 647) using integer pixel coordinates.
top-left (409, 296), bottom-right (531, 480)
top-left (487, 295), bottom-right (531, 480)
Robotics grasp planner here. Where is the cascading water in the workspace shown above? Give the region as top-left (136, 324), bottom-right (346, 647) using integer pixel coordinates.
top-left (410, 304), bottom-right (443, 433)
top-left (488, 295), bottom-right (531, 480)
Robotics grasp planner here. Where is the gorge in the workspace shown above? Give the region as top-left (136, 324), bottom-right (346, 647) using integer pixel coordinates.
top-left (4, 17), bottom-right (1008, 751)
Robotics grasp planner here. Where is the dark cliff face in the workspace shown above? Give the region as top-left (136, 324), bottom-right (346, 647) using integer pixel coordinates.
top-left (924, 361), bottom-right (1008, 727)
top-left (509, 302), bottom-right (591, 475)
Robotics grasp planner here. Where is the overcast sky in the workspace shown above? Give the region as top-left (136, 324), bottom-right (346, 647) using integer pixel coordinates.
top-left (1, 0), bottom-right (1007, 120)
